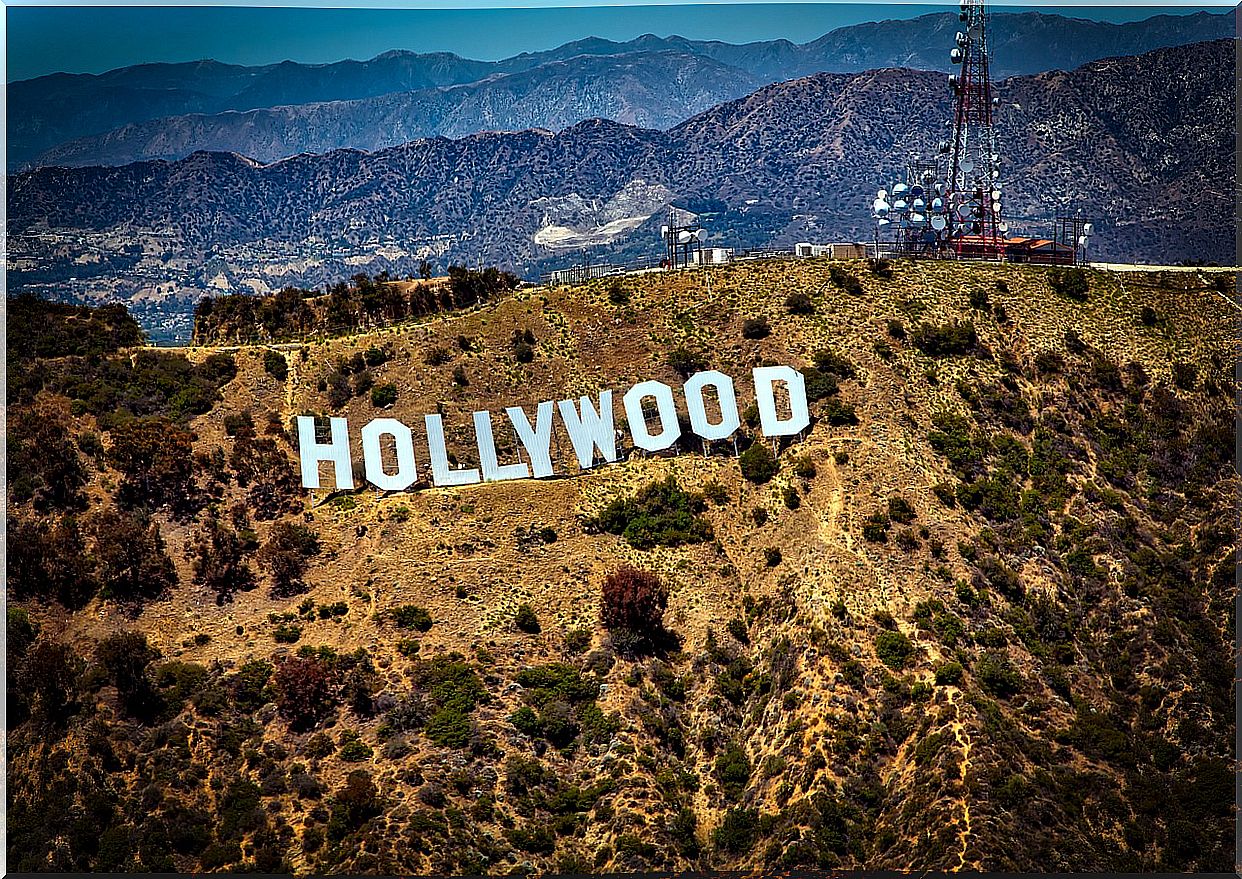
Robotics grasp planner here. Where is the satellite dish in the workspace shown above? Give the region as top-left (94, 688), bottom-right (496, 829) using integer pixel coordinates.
top-left (969, 23), bottom-right (982, 39)
top-left (998, 222), bottom-right (1009, 233)
top-left (991, 189), bottom-right (1002, 201)
top-left (956, 31), bottom-right (967, 47)
top-left (1078, 236), bottom-right (1087, 246)
top-left (948, 74), bottom-right (959, 91)
top-left (910, 185), bottom-right (924, 198)
top-left (950, 48), bottom-right (963, 64)
top-left (912, 198), bottom-right (925, 211)
top-left (696, 228), bottom-right (707, 241)
top-left (991, 169), bottom-right (1000, 180)
top-left (931, 215), bottom-right (947, 231)
top-left (992, 97), bottom-right (1000, 107)
top-left (938, 140), bottom-right (950, 154)
top-left (935, 182), bottom-right (947, 195)
top-left (961, 157), bottom-right (975, 172)
top-left (873, 199), bottom-right (890, 216)
top-left (893, 199), bottom-right (908, 211)
top-left (992, 202), bottom-right (1002, 215)
top-left (877, 189), bottom-right (888, 199)
top-left (1084, 223), bottom-right (1093, 234)
top-left (877, 218), bottom-right (890, 226)
top-left (660, 226), bottom-right (669, 236)
top-left (931, 198), bottom-right (944, 212)
top-left (893, 183), bottom-right (909, 195)
top-left (910, 212), bottom-right (926, 225)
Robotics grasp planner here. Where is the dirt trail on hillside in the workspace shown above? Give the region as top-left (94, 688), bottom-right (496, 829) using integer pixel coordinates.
top-left (948, 686), bottom-right (975, 871)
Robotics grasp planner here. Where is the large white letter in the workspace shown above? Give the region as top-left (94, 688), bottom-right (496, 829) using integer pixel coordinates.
top-left (297, 415), bottom-right (354, 490)
top-left (474, 410), bottom-right (530, 482)
top-left (557, 391), bottom-right (617, 469)
top-left (753, 366), bottom-right (810, 436)
top-left (623, 380), bottom-right (681, 451)
top-left (361, 418), bottom-right (417, 491)
top-left (507, 401), bottom-right (556, 478)
top-left (424, 414), bottom-right (480, 487)
top-left (684, 370), bottom-right (740, 441)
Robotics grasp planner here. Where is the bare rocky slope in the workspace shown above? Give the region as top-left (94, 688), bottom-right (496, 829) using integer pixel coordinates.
top-left (7, 258), bottom-right (1235, 873)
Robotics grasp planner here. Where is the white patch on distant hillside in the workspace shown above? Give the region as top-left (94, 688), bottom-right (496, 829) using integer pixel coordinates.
top-left (531, 178), bottom-right (675, 250)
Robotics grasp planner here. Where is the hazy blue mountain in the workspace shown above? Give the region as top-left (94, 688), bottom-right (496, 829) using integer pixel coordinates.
top-left (36, 52), bottom-right (761, 167)
top-left (10, 9), bottom-right (1232, 169)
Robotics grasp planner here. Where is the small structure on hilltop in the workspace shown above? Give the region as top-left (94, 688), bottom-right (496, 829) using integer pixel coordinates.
top-left (869, 0), bottom-right (1092, 265)
top-left (660, 207), bottom-right (707, 269)
top-left (795, 242), bottom-right (867, 259)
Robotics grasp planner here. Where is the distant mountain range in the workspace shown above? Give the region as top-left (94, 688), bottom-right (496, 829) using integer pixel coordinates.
top-left (11, 9), bottom-right (1233, 170)
top-left (10, 39), bottom-right (1233, 308)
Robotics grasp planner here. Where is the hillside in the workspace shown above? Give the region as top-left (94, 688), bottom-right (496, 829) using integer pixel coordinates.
top-left (7, 258), bottom-right (1235, 873)
top-left (10, 9), bottom-right (1232, 170)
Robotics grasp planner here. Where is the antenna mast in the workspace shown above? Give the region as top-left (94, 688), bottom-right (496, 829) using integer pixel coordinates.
top-left (947, 0), bottom-right (1005, 259)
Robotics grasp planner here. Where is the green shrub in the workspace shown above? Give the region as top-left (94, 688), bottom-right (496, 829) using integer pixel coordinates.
top-left (739, 443), bottom-right (778, 484)
top-left (934, 661), bottom-right (964, 686)
top-left (389, 605), bottom-right (433, 631)
top-left (814, 397), bottom-right (854, 427)
top-left (742, 317), bottom-right (771, 340)
top-left (370, 383), bottom-right (397, 407)
top-left (912, 321), bottom-right (978, 356)
top-left (514, 603), bottom-right (541, 634)
top-left (712, 807), bottom-right (759, 853)
top-left (764, 547), bottom-right (782, 567)
top-left (861, 511), bottom-right (890, 543)
top-left (976, 651), bottom-right (1022, 697)
top-left (887, 496), bottom-right (916, 523)
top-left (782, 486), bottom-right (801, 509)
top-left (811, 348), bottom-right (857, 379)
top-left (273, 623), bottom-right (302, 644)
top-left (829, 265), bottom-right (864, 296)
top-left (667, 346), bottom-right (708, 378)
top-left (262, 349), bottom-right (288, 381)
top-left (786, 292), bottom-right (814, 315)
top-left (714, 742), bottom-right (752, 800)
top-left (338, 730), bottom-right (373, 762)
top-left (875, 631), bottom-right (915, 670)
top-left (1048, 267), bottom-right (1089, 301)
top-left (594, 475), bottom-right (712, 549)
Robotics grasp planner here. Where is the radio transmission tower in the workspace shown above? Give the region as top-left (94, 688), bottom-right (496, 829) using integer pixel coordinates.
top-left (946, 0), bottom-right (1005, 259)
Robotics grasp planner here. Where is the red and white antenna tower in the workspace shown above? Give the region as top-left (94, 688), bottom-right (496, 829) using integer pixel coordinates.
top-left (946, 0), bottom-right (1006, 259)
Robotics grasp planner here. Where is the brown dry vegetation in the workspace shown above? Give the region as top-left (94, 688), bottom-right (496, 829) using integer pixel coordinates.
top-left (7, 258), bottom-right (1235, 873)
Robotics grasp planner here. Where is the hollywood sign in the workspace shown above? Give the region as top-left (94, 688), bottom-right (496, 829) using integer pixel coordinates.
top-left (297, 366), bottom-right (810, 491)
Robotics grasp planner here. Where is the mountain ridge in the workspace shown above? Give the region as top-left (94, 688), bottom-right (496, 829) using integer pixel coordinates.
top-left (10, 9), bottom-right (1233, 170)
top-left (7, 39), bottom-right (1234, 343)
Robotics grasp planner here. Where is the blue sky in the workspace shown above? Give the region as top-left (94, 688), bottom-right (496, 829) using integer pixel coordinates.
top-left (7, 2), bottom-right (1230, 81)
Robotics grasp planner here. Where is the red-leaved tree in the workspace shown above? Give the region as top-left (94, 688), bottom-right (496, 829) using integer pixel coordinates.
top-left (274, 656), bottom-right (338, 730)
top-left (601, 565), bottom-right (668, 635)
